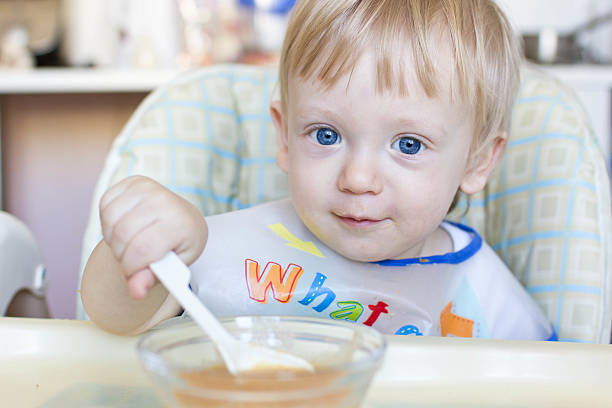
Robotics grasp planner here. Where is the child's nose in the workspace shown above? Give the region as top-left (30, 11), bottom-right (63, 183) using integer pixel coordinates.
top-left (337, 155), bottom-right (383, 195)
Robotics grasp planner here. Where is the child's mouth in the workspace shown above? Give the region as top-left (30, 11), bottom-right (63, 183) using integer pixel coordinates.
top-left (335, 214), bottom-right (384, 228)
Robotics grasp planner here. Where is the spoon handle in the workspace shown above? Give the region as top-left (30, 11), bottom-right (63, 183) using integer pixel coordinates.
top-left (149, 252), bottom-right (237, 351)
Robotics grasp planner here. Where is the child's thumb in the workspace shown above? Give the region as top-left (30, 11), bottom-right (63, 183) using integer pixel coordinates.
top-left (128, 268), bottom-right (157, 300)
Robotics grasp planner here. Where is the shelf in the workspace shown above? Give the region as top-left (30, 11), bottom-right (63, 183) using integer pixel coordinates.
top-left (0, 65), bottom-right (611, 94)
top-left (539, 64), bottom-right (612, 90)
top-left (0, 68), bottom-right (185, 94)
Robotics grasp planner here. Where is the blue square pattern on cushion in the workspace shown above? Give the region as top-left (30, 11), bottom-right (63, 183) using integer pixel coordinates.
top-left (112, 65), bottom-right (285, 215)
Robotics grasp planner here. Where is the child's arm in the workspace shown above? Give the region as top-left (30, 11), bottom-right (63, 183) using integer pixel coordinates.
top-left (80, 176), bottom-right (208, 335)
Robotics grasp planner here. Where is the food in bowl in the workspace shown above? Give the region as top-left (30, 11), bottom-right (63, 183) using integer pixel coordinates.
top-left (137, 315), bottom-right (386, 407)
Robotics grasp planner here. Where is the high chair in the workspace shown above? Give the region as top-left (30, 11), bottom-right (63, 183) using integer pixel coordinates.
top-left (79, 64), bottom-right (612, 343)
top-left (0, 211), bottom-right (47, 316)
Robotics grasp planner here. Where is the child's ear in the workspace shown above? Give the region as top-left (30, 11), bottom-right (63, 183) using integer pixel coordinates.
top-left (270, 100), bottom-right (289, 174)
top-left (460, 131), bottom-right (507, 195)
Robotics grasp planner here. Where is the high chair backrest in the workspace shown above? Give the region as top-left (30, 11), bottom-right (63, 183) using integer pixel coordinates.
top-left (79, 64), bottom-right (612, 343)
top-left (0, 211), bottom-right (46, 315)
top-left (446, 66), bottom-right (612, 343)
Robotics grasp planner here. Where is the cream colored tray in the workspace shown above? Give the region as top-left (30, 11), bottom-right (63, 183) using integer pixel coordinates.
top-left (1, 317), bottom-right (611, 407)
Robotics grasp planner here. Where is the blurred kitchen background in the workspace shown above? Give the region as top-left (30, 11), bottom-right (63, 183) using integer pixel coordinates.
top-left (0, 0), bottom-right (611, 319)
top-left (0, 0), bottom-right (294, 69)
top-left (1, 0), bottom-right (610, 69)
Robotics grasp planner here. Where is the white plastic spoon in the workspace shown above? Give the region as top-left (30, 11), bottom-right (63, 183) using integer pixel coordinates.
top-left (149, 252), bottom-right (314, 375)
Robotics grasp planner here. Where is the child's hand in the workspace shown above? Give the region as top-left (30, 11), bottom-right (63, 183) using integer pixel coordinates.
top-left (99, 175), bottom-right (207, 300)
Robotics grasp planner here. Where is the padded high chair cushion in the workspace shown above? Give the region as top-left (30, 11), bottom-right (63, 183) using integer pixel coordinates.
top-left (79, 64), bottom-right (612, 343)
top-left (447, 65), bottom-right (612, 343)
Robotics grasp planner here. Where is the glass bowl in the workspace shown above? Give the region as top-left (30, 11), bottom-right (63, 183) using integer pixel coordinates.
top-left (137, 315), bottom-right (386, 407)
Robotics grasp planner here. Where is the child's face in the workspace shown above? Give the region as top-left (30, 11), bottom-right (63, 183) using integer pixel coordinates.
top-left (272, 46), bottom-right (499, 262)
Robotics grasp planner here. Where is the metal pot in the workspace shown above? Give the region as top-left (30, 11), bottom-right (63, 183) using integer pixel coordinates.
top-left (522, 9), bottom-right (612, 64)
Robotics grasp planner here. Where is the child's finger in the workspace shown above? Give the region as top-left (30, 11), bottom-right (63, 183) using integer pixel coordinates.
top-left (100, 176), bottom-right (161, 244)
top-left (107, 200), bottom-right (160, 263)
top-left (120, 219), bottom-right (180, 278)
top-left (99, 176), bottom-right (140, 211)
top-left (127, 268), bottom-right (157, 300)
top-left (100, 187), bottom-right (145, 246)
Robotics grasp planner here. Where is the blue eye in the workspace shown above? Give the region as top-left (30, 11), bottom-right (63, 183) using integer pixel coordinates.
top-left (392, 137), bottom-right (424, 155)
top-left (311, 127), bottom-right (340, 145)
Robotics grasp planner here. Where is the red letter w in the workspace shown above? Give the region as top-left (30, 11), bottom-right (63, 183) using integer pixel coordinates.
top-left (245, 259), bottom-right (303, 303)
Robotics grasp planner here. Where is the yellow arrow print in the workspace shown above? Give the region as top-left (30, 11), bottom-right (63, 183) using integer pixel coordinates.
top-left (268, 223), bottom-right (325, 258)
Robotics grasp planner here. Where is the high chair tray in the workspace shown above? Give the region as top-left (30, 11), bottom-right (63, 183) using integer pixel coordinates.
top-left (1, 317), bottom-right (611, 407)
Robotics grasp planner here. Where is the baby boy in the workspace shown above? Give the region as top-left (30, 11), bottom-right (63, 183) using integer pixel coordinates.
top-left (81, 0), bottom-right (555, 340)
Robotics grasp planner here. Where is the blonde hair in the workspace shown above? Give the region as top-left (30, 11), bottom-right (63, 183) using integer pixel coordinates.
top-left (278, 0), bottom-right (522, 159)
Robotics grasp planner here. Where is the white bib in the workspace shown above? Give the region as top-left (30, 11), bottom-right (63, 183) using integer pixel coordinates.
top-left (190, 200), bottom-right (555, 340)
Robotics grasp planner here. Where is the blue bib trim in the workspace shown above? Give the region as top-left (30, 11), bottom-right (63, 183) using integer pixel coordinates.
top-left (373, 221), bottom-right (482, 266)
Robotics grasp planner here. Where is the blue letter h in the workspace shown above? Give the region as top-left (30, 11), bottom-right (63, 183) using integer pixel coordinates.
top-left (298, 272), bottom-right (336, 312)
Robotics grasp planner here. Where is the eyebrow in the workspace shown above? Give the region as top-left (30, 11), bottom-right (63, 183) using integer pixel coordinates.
top-left (294, 105), bottom-right (341, 122)
top-left (391, 116), bottom-right (446, 140)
